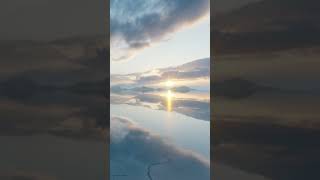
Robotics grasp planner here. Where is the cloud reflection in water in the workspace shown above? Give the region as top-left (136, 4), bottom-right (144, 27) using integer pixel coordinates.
top-left (110, 116), bottom-right (210, 180)
top-left (111, 92), bottom-right (210, 121)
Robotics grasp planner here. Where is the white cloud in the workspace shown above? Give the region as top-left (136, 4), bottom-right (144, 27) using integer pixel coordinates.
top-left (110, 0), bottom-right (210, 61)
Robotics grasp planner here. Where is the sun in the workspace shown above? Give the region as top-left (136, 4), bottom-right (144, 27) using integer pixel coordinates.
top-left (165, 80), bottom-right (174, 88)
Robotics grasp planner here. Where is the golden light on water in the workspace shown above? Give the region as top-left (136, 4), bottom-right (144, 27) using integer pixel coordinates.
top-left (166, 90), bottom-right (174, 112)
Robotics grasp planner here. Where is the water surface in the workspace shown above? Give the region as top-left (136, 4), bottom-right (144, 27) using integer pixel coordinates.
top-left (110, 91), bottom-right (210, 180)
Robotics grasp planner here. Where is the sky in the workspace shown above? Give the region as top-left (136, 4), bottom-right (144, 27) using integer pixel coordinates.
top-left (110, 0), bottom-right (210, 74)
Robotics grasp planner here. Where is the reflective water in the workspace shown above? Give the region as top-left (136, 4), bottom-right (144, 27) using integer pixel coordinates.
top-left (110, 91), bottom-right (210, 180)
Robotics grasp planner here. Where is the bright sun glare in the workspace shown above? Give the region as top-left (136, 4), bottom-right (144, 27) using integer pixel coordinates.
top-left (165, 80), bottom-right (174, 88)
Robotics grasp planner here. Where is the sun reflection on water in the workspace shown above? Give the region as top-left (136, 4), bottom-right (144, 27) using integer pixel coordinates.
top-left (166, 90), bottom-right (174, 112)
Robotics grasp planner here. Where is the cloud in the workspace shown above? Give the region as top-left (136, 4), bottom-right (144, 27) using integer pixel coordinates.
top-left (110, 0), bottom-right (210, 61)
top-left (111, 58), bottom-right (210, 85)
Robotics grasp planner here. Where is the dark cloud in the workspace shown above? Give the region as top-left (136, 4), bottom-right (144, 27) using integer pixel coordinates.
top-left (110, 0), bottom-right (209, 61)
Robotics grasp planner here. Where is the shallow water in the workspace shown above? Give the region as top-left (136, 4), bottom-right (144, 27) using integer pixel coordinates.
top-left (110, 92), bottom-right (210, 179)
